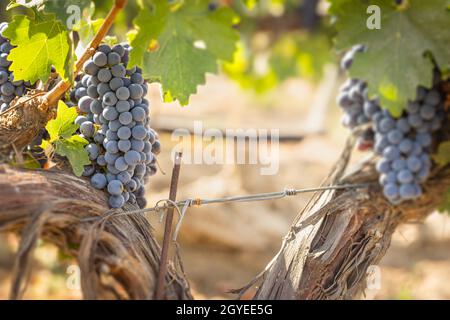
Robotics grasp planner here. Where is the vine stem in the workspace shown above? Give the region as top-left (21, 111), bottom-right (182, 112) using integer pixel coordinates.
top-left (39, 0), bottom-right (128, 112)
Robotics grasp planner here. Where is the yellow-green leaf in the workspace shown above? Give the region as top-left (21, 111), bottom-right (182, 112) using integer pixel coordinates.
top-left (45, 101), bottom-right (79, 142)
top-left (3, 12), bottom-right (72, 83)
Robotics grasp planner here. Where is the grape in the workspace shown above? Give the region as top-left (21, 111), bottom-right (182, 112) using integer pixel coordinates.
top-left (387, 129), bottom-right (403, 144)
top-left (397, 169), bottom-right (414, 184)
top-left (93, 52), bottom-right (108, 67)
top-left (97, 82), bottom-right (110, 96)
top-left (126, 179), bottom-right (137, 192)
top-left (416, 132), bottom-right (432, 147)
top-left (0, 70), bottom-right (8, 84)
top-left (129, 84), bottom-right (144, 99)
top-left (396, 118), bottom-right (410, 133)
top-left (131, 106), bottom-right (146, 122)
top-left (75, 115), bottom-right (88, 126)
top-left (97, 154), bottom-right (107, 166)
top-left (108, 52), bottom-right (121, 66)
top-left (105, 152), bottom-right (119, 164)
top-left (90, 99), bottom-right (103, 114)
top-left (132, 125), bottom-right (147, 140)
top-left (109, 77), bottom-right (124, 91)
top-left (119, 111), bottom-right (132, 125)
top-left (124, 150), bottom-right (140, 165)
top-left (78, 96), bottom-right (93, 113)
top-left (80, 121), bottom-right (95, 137)
top-left (406, 101), bottom-right (420, 113)
top-left (398, 138), bottom-right (413, 153)
top-left (87, 85), bottom-right (99, 98)
top-left (406, 156), bottom-right (421, 172)
top-left (123, 192), bottom-right (130, 203)
top-left (136, 197), bottom-right (147, 209)
top-left (118, 171), bottom-right (132, 184)
top-left (86, 143), bottom-right (99, 160)
top-left (108, 119), bottom-right (122, 131)
top-left (152, 140), bottom-right (161, 155)
top-left (105, 140), bottom-right (119, 154)
top-left (112, 44), bottom-right (125, 57)
top-left (109, 195), bottom-right (125, 208)
top-left (420, 104), bottom-right (435, 120)
top-left (130, 73), bottom-right (144, 84)
top-left (383, 146), bottom-right (401, 161)
top-left (407, 113), bottom-right (423, 128)
top-left (102, 106), bottom-right (119, 121)
top-left (379, 117), bottom-right (395, 133)
top-left (82, 165), bottom-right (96, 177)
top-left (97, 68), bottom-right (112, 83)
top-left (91, 173), bottom-right (107, 189)
top-left (118, 126), bottom-right (132, 140)
top-left (111, 64), bottom-right (126, 78)
top-left (383, 183), bottom-right (399, 200)
top-left (97, 44), bottom-right (111, 54)
top-left (118, 139), bottom-right (131, 152)
top-left (114, 156), bottom-right (128, 171)
top-left (116, 100), bottom-right (130, 112)
top-left (424, 89), bottom-right (441, 105)
top-left (116, 86), bottom-right (130, 101)
top-left (106, 130), bottom-right (119, 141)
top-left (107, 180), bottom-right (123, 195)
top-left (1, 82), bottom-right (14, 95)
top-left (131, 139), bottom-right (145, 152)
top-left (392, 158), bottom-right (406, 171)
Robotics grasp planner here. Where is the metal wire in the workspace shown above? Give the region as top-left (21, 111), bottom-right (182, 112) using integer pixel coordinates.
top-left (82, 183), bottom-right (370, 241)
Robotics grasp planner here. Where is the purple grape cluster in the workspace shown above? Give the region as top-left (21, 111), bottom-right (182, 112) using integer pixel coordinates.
top-left (72, 43), bottom-right (161, 209)
top-left (0, 22), bottom-right (34, 113)
top-left (337, 45), bottom-right (379, 151)
top-left (374, 86), bottom-right (445, 203)
top-left (337, 46), bottom-right (447, 204)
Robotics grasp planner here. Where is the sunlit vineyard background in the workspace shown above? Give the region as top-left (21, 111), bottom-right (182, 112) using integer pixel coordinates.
top-left (0, 0), bottom-right (449, 299)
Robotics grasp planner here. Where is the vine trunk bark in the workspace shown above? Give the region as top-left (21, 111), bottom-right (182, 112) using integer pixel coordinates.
top-left (0, 165), bottom-right (192, 300)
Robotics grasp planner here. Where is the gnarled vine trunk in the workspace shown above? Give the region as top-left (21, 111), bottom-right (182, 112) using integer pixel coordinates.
top-left (253, 162), bottom-right (450, 299)
top-left (0, 165), bottom-right (192, 300)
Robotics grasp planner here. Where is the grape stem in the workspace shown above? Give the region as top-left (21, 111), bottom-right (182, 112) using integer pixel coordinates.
top-left (39, 0), bottom-right (128, 112)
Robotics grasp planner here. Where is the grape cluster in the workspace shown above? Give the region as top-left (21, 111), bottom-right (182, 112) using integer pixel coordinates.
top-left (0, 22), bottom-right (34, 113)
top-left (374, 86), bottom-right (445, 203)
top-left (337, 46), bottom-right (447, 204)
top-left (337, 45), bottom-right (379, 151)
top-left (73, 43), bottom-right (161, 209)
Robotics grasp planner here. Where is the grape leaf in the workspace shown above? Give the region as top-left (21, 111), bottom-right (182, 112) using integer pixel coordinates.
top-left (42, 101), bottom-right (89, 177)
top-left (3, 12), bottom-right (72, 83)
top-left (129, 0), bottom-right (239, 105)
top-left (45, 101), bottom-right (79, 142)
top-left (434, 141), bottom-right (450, 166)
top-left (55, 135), bottom-right (90, 177)
top-left (329, 0), bottom-right (450, 117)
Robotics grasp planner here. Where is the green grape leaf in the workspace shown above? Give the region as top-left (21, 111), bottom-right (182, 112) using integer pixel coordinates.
top-left (55, 135), bottom-right (90, 177)
top-left (329, 0), bottom-right (450, 117)
top-left (434, 141), bottom-right (450, 166)
top-left (129, 0), bottom-right (239, 105)
top-left (438, 188), bottom-right (450, 214)
top-left (3, 12), bottom-right (72, 83)
top-left (41, 101), bottom-right (89, 177)
top-left (45, 101), bottom-right (79, 142)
